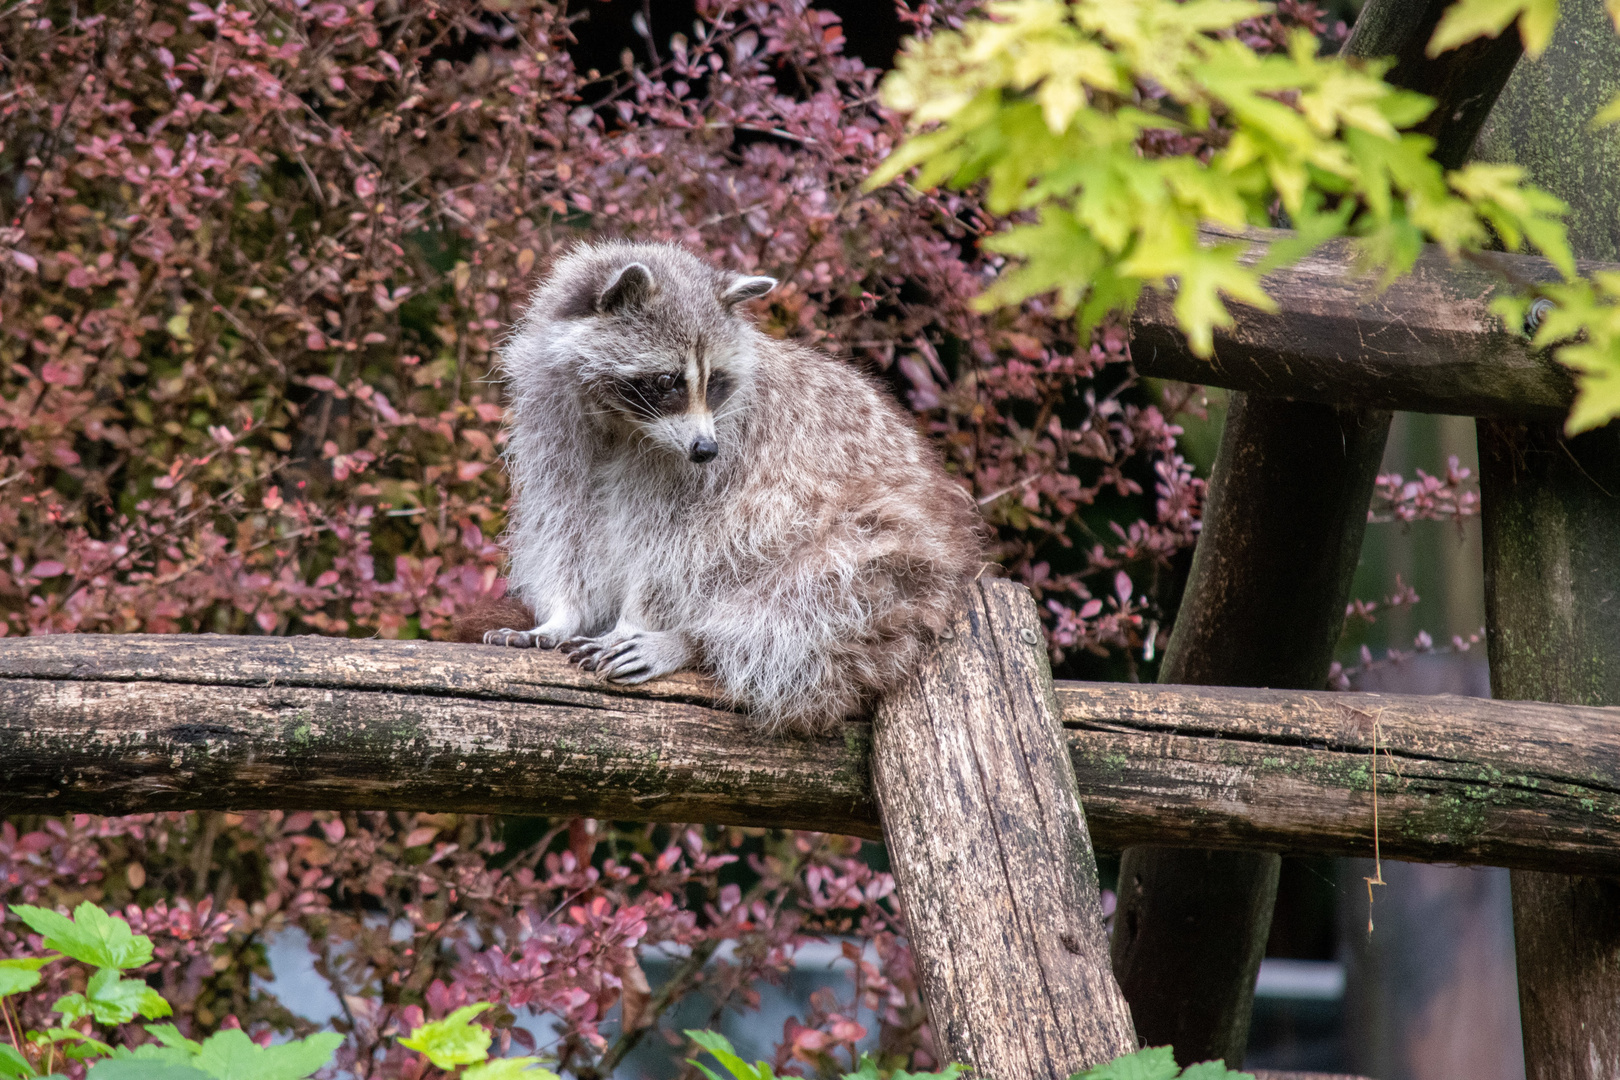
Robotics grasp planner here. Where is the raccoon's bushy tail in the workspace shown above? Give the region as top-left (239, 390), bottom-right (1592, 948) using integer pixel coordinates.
top-left (693, 532), bottom-right (976, 733)
top-left (450, 595), bottom-right (537, 643)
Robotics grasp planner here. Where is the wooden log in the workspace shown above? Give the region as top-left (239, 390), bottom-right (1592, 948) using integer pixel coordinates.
top-left (1109, 394), bottom-right (1392, 1069)
top-left (869, 579), bottom-right (1135, 1079)
top-left (1130, 232), bottom-right (1579, 420)
top-left (9, 635), bottom-right (1620, 877)
top-left (1343, 0), bottom-right (1524, 172)
top-left (0, 633), bottom-right (876, 835)
top-left (1472, 5), bottom-right (1620, 1078)
top-left (1057, 681), bottom-right (1620, 876)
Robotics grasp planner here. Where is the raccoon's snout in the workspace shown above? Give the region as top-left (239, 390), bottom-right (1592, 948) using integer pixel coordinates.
top-left (689, 436), bottom-right (719, 463)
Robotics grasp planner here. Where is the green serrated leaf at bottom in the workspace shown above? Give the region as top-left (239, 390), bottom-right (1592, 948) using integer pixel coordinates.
top-left (1071, 1046), bottom-right (1182, 1080)
top-left (192, 1029), bottom-right (343, 1080)
top-left (1180, 1061), bottom-right (1255, 1080)
top-left (141, 1027), bottom-right (202, 1057)
top-left (86, 1059), bottom-right (213, 1080)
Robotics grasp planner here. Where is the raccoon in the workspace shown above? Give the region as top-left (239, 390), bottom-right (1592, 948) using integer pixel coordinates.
top-left (470, 240), bottom-right (984, 733)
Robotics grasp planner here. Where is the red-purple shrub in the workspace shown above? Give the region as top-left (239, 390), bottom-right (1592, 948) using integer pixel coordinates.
top-left (1, 814), bottom-right (925, 1078)
top-left (0, 0), bottom-right (1202, 664)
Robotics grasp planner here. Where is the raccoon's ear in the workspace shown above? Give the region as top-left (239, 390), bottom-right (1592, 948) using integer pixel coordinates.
top-left (597, 262), bottom-right (655, 314)
top-left (721, 275), bottom-right (777, 307)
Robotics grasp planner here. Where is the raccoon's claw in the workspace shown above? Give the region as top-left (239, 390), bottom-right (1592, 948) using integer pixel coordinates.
top-left (486, 627), bottom-right (564, 649)
top-left (557, 635), bottom-right (599, 664)
top-left (562, 630), bottom-right (690, 684)
top-left (484, 627), bottom-right (538, 648)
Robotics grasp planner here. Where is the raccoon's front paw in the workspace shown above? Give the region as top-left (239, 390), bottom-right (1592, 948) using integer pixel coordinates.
top-left (560, 630), bottom-right (692, 685)
top-left (484, 627), bottom-right (560, 649)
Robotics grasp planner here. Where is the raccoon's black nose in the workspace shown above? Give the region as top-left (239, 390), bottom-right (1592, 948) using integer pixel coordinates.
top-left (689, 436), bottom-right (718, 463)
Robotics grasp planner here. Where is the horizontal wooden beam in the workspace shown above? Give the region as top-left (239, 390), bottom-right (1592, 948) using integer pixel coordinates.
top-left (0, 635), bottom-right (874, 835)
top-left (3, 635), bottom-right (1619, 877)
top-left (1130, 228), bottom-right (1584, 420)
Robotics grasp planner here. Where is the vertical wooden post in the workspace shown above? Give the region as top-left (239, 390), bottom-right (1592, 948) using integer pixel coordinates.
top-left (1111, 4), bottom-right (1524, 1066)
top-left (1110, 396), bottom-right (1387, 1067)
top-left (1472, 5), bottom-right (1620, 1077)
top-left (872, 578), bottom-right (1136, 1079)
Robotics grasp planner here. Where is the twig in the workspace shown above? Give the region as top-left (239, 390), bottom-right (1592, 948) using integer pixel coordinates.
top-left (1363, 712), bottom-right (1386, 934)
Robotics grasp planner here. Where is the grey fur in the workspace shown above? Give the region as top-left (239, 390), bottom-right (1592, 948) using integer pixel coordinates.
top-left (489, 240), bottom-right (984, 733)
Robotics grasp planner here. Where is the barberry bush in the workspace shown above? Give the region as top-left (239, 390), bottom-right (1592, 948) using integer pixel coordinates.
top-left (0, 0), bottom-right (1350, 1075)
top-left (0, 0), bottom-right (1207, 667)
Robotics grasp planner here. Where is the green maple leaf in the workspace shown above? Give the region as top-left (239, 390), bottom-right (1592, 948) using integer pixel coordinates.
top-left (399, 1004), bottom-right (493, 1069)
top-left (1427, 0), bottom-right (1561, 58)
top-left (462, 1058), bottom-right (559, 1080)
top-left (190, 1030), bottom-right (343, 1080)
top-left (139, 1026), bottom-right (203, 1059)
top-left (1180, 1065), bottom-right (1256, 1080)
top-left (9, 904), bottom-right (154, 971)
top-left (1557, 337), bottom-right (1620, 433)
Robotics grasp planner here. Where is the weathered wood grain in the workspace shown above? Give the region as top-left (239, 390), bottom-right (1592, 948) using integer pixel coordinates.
top-left (1058, 682), bottom-right (1620, 876)
top-left (1130, 229), bottom-right (1583, 420)
top-left (1473, 10), bottom-right (1620, 1075)
top-left (870, 578), bottom-right (1135, 1079)
top-left (6, 635), bottom-right (1620, 878)
top-left (0, 633), bottom-right (878, 835)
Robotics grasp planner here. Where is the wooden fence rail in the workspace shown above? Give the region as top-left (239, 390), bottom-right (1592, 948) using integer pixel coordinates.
top-left (5, 629), bottom-right (1619, 877)
top-left (1130, 226), bottom-right (1596, 420)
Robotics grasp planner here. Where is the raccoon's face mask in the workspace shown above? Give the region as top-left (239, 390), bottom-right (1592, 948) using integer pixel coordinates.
top-left (588, 262), bottom-right (775, 466)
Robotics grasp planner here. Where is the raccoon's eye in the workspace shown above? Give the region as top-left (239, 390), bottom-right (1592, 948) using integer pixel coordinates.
top-left (656, 373), bottom-right (677, 393)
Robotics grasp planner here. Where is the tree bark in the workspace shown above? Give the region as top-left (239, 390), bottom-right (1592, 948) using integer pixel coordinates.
top-left (1478, 419), bottom-right (1620, 1080)
top-left (870, 578), bottom-right (1136, 1079)
top-left (1471, 3), bottom-right (1620, 1076)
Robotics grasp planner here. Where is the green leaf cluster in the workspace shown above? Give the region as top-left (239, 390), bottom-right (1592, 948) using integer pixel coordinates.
top-left (685, 1029), bottom-right (964, 1080)
top-left (396, 1004), bottom-right (557, 1080)
top-left (1071, 1045), bottom-right (1253, 1079)
top-left (871, 0), bottom-right (1620, 434)
top-left (87, 1026), bottom-right (343, 1080)
top-left (685, 1033), bottom-right (1254, 1080)
top-left (1, 903), bottom-right (341, 1080)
